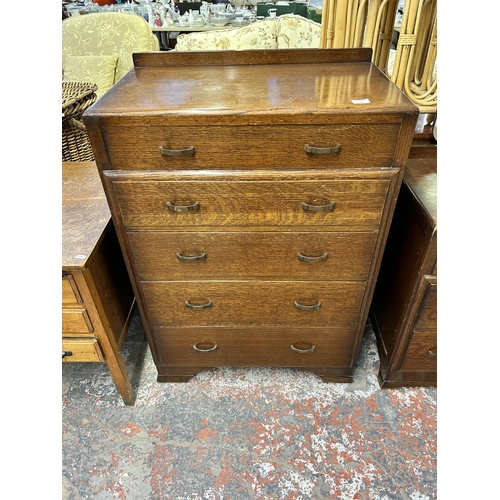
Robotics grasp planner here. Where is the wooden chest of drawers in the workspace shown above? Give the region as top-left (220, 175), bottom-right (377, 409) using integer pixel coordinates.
top-left (84, 49), bottom-right (418, 383)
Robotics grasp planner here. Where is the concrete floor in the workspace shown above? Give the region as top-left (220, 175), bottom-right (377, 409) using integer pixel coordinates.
top-left (62, 310), bottom-right (437, 499)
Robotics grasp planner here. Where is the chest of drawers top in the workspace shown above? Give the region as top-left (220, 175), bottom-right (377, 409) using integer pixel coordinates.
top-left (84, 49), bottom-right (416, 128)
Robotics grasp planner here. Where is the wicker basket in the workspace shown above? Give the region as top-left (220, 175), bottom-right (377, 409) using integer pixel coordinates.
top-left (62, 81), bottom-right (98, 162)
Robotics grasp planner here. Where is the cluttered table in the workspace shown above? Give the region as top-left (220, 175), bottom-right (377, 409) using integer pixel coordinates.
top-left (64, 1), bottom-right (316, 50)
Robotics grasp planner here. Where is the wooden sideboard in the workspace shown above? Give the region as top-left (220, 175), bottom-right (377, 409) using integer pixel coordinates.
top-left (62, 161), bottom-right (136, 404)
top-left (370, 152), bottom-right (437, 388)
top-left (84, 48), bottom-right (418, 383)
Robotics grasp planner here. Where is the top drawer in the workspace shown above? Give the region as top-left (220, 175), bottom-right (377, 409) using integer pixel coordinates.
top-left (101, 124), bottom-right (400, 170)
top-left (62, 274), bottom-right (82, 304)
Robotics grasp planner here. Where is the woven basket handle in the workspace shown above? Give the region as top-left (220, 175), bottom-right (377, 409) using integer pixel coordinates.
top-left (69, 118), bottom-right (87, 132)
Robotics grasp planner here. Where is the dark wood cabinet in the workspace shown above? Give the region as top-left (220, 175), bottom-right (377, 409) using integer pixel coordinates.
top-left (370, 155), bottom-right (437, 388)
top-left (84, 48), bottom-right (418, 383)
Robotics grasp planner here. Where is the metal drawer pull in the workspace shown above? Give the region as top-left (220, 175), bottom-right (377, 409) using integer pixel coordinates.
top-left (304, 144), bottom-right (341, 154)
top-left (159, 146), bottom-right (195, 156)
top-left (166, 201), bottom-right (200, 213)
top-left (294, 300), bottom-right (322, 310)
top-left (62, 350), bottom-right (73, 359)
top-left (301, 201), bottom-right (335, 212)
top-left (427, 349), bottom-right (437, 357)
top-left (193, 342), bottom-right (217, 352)
top-left (176, 252), bottom-right (207, 262)
top-left (291, 343), bottom-right (316, 354)
top-left (185, 300), bottom-right (212, 310)
top-left (297, 252), bottom-right (328, 262)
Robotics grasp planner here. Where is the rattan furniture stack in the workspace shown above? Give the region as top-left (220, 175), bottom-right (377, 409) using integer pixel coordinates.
top-left (84, 48), bottom-right (418, 383)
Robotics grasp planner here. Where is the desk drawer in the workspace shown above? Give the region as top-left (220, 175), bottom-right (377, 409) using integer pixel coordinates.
top-left (155, 327), bottom-right (354, 367)
top-left (400, 330), bottom-right (437, 371)
top-left (62, 338), bottom-right (103, 362)
top-left (102, 124), bottom-right (400, 170)
top-left (109, 170), bottom-right (396, 231)
top-left (62, 308), bottom-right (94, 335)
top-left (142, 280), bottom-right (365, 329)
top-left (62, 275), bottom-right (82, 304)
top-left (413, 276), bottom-right (437, 331)
top-left (129, 230), bottom-right (378, 281)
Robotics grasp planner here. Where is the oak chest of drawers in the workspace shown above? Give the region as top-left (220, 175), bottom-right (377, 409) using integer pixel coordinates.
top-left (84, 49), bottom-right (418, 383)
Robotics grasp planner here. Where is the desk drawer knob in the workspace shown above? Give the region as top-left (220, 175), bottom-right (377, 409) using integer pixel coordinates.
top-left (185, 300), bottom-right (212, 310)
top-left (62, 350), bottom-right (73, 359)
top-left (167, 201), bottom-right (200, 213)
top-left (427, 348), bottom-right (437, 357)
top-left (193, 342), bottom-right (217, 352)
top-left (297, 252), bottom-right (328, 262)
top-left (301, 201), bottom-right (335, 212)
top-left (177, 252), bottom-right (207, 262)
top-left (294, 300), bottom-right (322, 310)
top-left (291, 343), bottom-right (316, 353)
top-left (159, 146), bottom-right (195, 156)
top-left (304, 144), bottom-right (341, 154)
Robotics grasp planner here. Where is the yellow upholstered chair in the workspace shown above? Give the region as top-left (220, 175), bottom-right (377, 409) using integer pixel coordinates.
top-left (62, 12), bottom-right (159, 98)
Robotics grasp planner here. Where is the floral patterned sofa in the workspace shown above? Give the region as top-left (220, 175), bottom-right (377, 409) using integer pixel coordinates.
top-left (174, 14), bottom-right (321, 51)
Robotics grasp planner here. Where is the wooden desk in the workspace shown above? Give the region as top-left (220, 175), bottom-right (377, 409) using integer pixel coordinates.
top-left (370, 152), bottom-right (437, 388)
top-left (62, 161), bottom-right (136, 405)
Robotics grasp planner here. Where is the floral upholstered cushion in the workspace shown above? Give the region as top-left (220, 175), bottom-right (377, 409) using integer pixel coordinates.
top-left (276, 15), bottom-right (321, 49)
top-left (62, 12), bottom-right (159, 83)
top-left (174, 19), bottom-right (278, 51)
top-left (63, 55), bottom-right (118, 98)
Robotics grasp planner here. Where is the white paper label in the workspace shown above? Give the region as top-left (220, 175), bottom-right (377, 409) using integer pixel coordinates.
top-left (352, 98), bottom-right (371, 104)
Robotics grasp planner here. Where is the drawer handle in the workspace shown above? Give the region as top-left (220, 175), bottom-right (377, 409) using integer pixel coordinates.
top-left (176, 252), bottom-right (207, 262)
top-left (304, 144), bottom-right (341, 154)
top-left (185, 300), bottom-right (212, 310)
top-left (427, 349), bottom-right (437, 357)
top-left (297, 252), bottom-right (328, 262)
top-left (62, 350), bottom-right (73, 359)
top-left (291, 343), bottom-right (316, 354)
top-left (294, 300), bottom-right (322, 310)
top-left (301, 201), bottom-right (335, 212)
top-left (166, 201), bottom-right (200, 213)
top-left (193, 342), bottom-right (217, 352)
top-left (159, 146), bottom-right (195, 156)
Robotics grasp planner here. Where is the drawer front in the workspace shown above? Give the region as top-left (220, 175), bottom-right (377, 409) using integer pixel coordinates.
top-left (154, 327), bottom-right (354, 367)
top-left (62, 309), bottom-right (94, 335)
top-left (400, 330), bottom-right (437, 371)
top-left (62, 338), bottom-right (103, 362)
top-left (62, 275), bottom-right (81, 304)
top-left (413, 276), bottom-right (437, 332)
top-left (129, 231), bottom-right (378, 281)
top-left (141, 281), bottom-right (365, 328)
top-left (102, 124), bottom-right (400, 170)
top-left (110, 173), bottom-right (395, 231)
